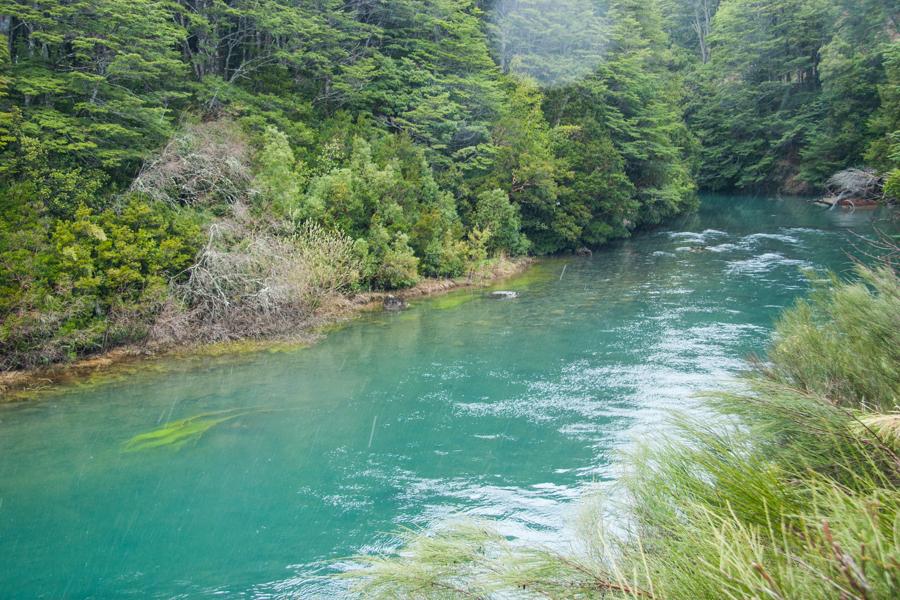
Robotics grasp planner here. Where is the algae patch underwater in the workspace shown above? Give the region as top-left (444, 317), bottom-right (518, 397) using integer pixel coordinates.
top-left (123, 409), bottom-right (267, 452)
top-left (427, 292), bottom-right (477, 311)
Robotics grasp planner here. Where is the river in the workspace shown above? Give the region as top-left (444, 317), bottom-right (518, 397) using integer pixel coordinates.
top-left (0, 194), bottom-right (886, 598)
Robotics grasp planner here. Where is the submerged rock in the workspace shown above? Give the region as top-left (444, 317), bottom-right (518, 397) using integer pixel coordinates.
top-left (383, 295), bottom-right (408, 311)
top-left (488, 290), bottom-right (519, 299)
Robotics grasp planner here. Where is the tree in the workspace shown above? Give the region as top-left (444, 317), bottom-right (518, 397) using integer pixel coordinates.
top-left (489, 0), bottom-right (608, 86)
top-left (0, 0), bottom-right (188, 179)
top-left (473, 188), bottom-right (529, 255)
top-left (254, 126), bottom-right (305, 219)
top-left (660, 0), bottom-right (721, 63)
top-left (553, 0), bottom-right (696, 229)
top-left (799, 0), bottom-right (896, 185)
top-left (867, 39), bottom-right (900, 199)
top-left (480, 78), bottom-right (567, 253)
top-left (689, 0), bottom-right (835, 191)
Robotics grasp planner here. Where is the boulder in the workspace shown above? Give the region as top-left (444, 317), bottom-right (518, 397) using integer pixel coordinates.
top-left (575, 247), bottom-right (593, 257)
top-left (383, 295), bottom-right (407, 311)
top-left (488, 290), bottom-right (519, 299)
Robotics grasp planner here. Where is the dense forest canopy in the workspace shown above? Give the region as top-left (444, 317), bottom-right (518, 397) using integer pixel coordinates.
top-left (0, 0), bottom-right (897, 368)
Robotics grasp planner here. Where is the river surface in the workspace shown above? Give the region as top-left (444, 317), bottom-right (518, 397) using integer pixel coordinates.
top-left (0, 195), bottom-right (887, 598)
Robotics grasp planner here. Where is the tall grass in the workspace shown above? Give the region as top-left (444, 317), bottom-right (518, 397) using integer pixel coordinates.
top-left (344, 263), bottom-right (900, 598)
top-left (766, 265), bottom-right (899, 410)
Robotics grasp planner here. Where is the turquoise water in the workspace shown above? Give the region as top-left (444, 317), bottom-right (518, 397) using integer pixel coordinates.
top-left (0, 195), bottom-right (887, 598)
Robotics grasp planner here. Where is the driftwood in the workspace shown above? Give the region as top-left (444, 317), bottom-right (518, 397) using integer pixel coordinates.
top-left (819, 168), bottom-right (885, 209)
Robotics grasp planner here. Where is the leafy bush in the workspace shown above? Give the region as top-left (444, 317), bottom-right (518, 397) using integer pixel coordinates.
top-left (1, 133), bottom-right (108, 219)
top-left (473, 188), bottom-right (530, 256)
top-left (885, 168), bottom-right (900, 201)
top-left (253, 126), bottom-right (308, 219)
top-left (362, 224), bottom-right (420, 290)
top-left (304, 135), bottom-right (466, 285)
top-left (0, 196), bottom-right (202, 368)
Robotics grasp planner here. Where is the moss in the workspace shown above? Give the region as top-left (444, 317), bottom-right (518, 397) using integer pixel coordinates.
top-left (187, 338), bottom-right (314, 358)
top-left (485, 259), bottom-right (557, 289)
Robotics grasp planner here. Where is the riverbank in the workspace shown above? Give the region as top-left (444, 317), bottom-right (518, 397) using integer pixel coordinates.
top-left (0, 256), bottom-right (533, 401)
top-left (348, 262), bottom-right (900, 600)
top-left (2, 194), bottom-right (892, 598)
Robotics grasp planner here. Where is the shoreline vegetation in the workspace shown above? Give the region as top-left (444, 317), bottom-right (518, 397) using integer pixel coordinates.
top-left (3, 0), bottom-right (898, 390)
top-left (0, 255), bottom-right (532, 401)
top-left (345, 257), bottom-right (900, 599)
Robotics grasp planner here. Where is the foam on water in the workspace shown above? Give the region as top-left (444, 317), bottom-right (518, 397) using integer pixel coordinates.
top-left (726, 252), bottom-right (811, 275)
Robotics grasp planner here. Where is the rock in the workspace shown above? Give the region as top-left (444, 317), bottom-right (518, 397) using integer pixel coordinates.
top-left (383, 295), bottom-right (407, 311)
top-left (488, 290), bottom-right (519, 299)
top-left (575, 247), bottom-right (593, 257)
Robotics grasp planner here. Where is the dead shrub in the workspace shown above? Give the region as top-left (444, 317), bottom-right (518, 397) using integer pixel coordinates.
top-left (152, 217), bottom-right (362, 344)
top-left (130, 119), bottom-right (252, 206)
top-left (825, 168), bottom-right (885, 203)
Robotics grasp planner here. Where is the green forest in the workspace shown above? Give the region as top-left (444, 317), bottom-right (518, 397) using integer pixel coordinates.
top-left (0, 0), bottom-right (897, 368)
top-left (1, 3), bottom-right (899, 598)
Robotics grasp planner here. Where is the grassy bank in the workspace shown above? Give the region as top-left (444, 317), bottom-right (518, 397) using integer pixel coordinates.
top-left (0, 256), bottom-right (532, 401)
top-left (346, 261), bottom-right (900, 598)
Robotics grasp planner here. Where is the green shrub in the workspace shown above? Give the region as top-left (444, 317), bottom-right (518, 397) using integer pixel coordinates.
top-left (2, 134), bottom-right (108, 219)
top-left (367, 225), bottom-right (419, 289)
top-left (0, 195), bottom-right (202, 368)
top-left (768, 266), bottom-right (900, 410)
top-left (885, 168), bottom-right (900, 201)
top-left (304, 134), bottom-right (468, 285)
top-left (50, 199), bottom-right (201, 302)
top-left (253, 125), bottom-right (308, 219)
top-left (473, 188), bottom-right (530, 256)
